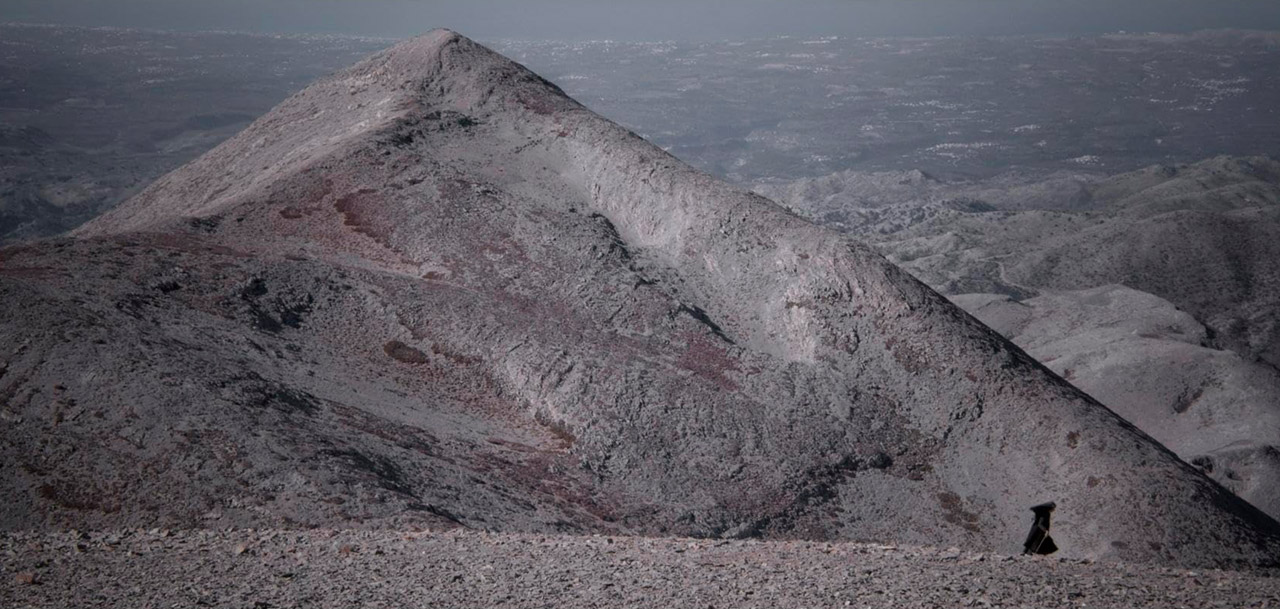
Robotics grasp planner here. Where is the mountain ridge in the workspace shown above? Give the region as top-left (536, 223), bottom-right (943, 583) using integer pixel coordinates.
top-left (0, 30), bottom-right (1273, 567)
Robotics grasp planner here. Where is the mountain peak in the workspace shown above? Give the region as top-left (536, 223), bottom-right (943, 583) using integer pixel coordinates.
top-left (46, 33), bottom-right (1280, 568)
top-left (338, 28), bottom-right (571, 116)
top-left (78, 28), bottom-right (577, 236)
top-left (343, 28), bottom-right (474, 90)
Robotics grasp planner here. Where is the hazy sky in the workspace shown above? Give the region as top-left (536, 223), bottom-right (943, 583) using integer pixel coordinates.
top-left (4, 0), bottom-right (1280, 40)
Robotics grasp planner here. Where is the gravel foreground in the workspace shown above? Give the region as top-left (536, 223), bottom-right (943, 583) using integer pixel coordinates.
top-left (3, 529), bottom-right (1280, 608)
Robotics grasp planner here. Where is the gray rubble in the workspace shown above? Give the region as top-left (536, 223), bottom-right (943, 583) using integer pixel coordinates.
top-left (4, 529), bottom-right (1280, 609)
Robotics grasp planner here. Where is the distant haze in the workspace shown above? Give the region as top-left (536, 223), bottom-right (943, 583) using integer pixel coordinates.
top-left (4, 0), bottom-right (1280, 40)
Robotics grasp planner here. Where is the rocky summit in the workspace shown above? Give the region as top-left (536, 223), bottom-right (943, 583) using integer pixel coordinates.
top-left (2, 30), bottom-right (1278, 568)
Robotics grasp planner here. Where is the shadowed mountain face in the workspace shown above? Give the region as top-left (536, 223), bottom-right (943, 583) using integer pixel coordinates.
top-left (3, 30), bottom-right (1279, 567)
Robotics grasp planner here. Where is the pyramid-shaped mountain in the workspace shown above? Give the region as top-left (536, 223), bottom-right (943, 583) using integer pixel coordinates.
top-left (1, 30), bottom-right (1275, 567)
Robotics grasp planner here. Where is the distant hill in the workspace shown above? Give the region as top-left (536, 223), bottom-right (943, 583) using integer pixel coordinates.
top-left (763, 156), bottom-right (1280, 366)
top-left (763, 156), bottom-right (1280, 520)
top-left (955, 286), bottom-right (1280, 518)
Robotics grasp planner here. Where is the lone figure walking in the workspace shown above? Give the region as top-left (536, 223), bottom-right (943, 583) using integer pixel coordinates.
top-left (1022, 501), bottom-right (1058, 555)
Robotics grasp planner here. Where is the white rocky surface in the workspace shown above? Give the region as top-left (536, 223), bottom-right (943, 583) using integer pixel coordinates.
top-left (761, 157), bottom-right (1280, 366)
top-left (954, 286), bottom-right (1280, 518)
top-left (765, 158), bottom-right (1280, 521)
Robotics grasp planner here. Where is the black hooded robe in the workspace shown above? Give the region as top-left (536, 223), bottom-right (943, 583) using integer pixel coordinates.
top-left (1022, 501), bottom-right (1058, 555)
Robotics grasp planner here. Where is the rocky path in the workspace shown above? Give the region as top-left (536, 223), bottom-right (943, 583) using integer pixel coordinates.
top-left (4, 529), bottom-right (1279, 608)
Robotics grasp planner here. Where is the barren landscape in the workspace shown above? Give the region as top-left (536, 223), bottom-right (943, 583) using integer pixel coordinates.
top-left (3, 28), bottom-right (1277, 565)
top-left (762, 155), bottom-right (1280, 518)
top-left (0, 24), bottom-right (386, 242)
top-left (3, 21), bottom-right (1280, 608)
top-left (6, 529), bottom-right (1280, 608)
top-left (7, 25), bottom-right (1280, 242)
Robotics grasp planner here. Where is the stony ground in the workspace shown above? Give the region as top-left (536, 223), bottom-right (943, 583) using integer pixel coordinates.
top-left (3, 529), bottom-right (1279, 608)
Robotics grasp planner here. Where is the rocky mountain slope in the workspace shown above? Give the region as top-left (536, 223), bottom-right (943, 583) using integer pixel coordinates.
top-left (762, 157), bottom-right (1280, 520)
top-left (3, 30), bottom-right (1278, 567)
top-left (760, 157), bottom-right (1280, 365)
top-left (955, 287), bottom-right (1280, 518)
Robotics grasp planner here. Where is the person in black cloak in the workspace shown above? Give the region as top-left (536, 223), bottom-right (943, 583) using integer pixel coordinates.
top-left (1022, 501), bottom-right (1058, 555)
